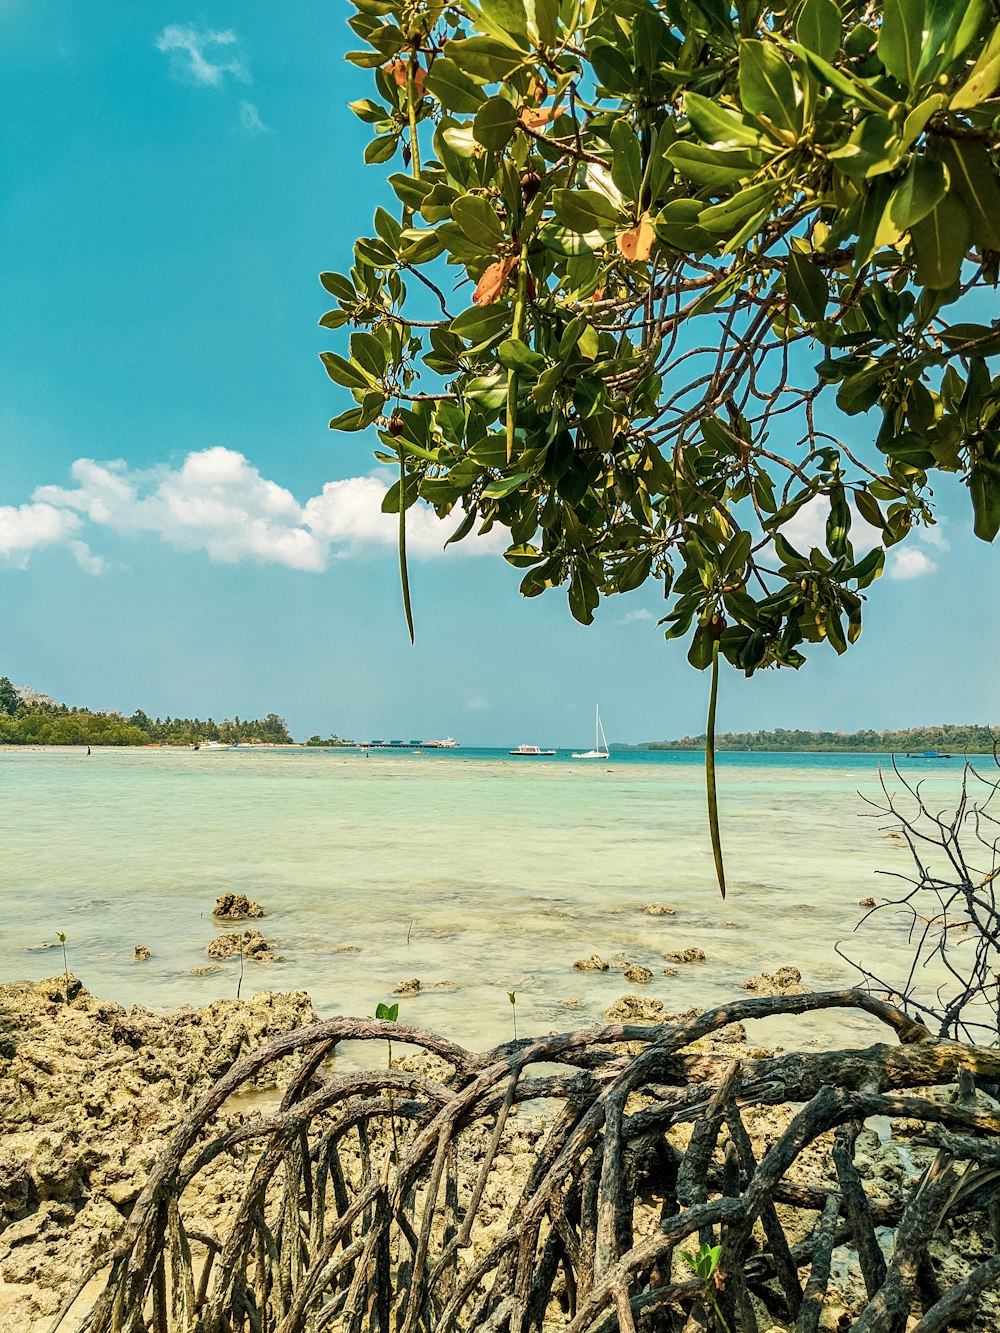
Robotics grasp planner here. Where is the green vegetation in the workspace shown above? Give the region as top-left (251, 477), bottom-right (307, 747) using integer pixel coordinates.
top-left (305, 733), bottom-right (352, 746)
top-left (0, 683), bottom-right (293, 746)
top-left (642, 723), bottom-right (997, 752)
top-left (330, 0), bottom-right (1000, 892)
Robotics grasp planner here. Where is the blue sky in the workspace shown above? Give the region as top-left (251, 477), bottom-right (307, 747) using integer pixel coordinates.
top-left (1, 3), bottom-right (996, 745)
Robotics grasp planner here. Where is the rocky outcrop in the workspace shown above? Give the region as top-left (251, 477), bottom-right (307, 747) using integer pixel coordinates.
top-left (392, 978), bottom-right (421, 997)
top-left (573, 955), bottom-right (609, 972)
top-left (663, 947), bottom-right (706, 964)
top-left (213, 893), bottom-right (264, 921)
top-left (206, 929), bottom-right (281, 963)
top-left (740, 965), bottom-right (809, 996)
top-left (0, 976), bottom-right (314, 1332)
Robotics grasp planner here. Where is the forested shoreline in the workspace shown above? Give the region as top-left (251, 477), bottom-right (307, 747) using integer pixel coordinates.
top-left (635, 724), bottom-right (997, 753)
top-left (0, 676), bottom-right (292, 746)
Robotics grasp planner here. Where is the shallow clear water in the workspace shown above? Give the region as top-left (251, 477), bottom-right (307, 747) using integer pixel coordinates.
top-left (0, 746), bottom-right (974, 1050)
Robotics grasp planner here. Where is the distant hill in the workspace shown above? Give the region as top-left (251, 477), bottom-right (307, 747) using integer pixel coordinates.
top-left (0, 676), bottom-right (293, 747)
top-left (627, 724), bottom-right (997, 753)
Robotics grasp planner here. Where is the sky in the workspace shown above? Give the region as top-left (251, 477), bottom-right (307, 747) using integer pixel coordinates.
top-left (1, 3), bottom-right (997, 746)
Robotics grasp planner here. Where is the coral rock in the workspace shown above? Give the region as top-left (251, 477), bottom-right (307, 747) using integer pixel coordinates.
top-left (573, 955), bottom-right (609, 972)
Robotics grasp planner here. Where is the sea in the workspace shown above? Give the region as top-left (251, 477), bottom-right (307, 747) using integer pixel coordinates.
top-left (1, 746), bottom-right (987, 1052)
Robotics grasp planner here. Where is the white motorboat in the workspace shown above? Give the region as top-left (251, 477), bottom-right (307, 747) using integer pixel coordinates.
top-left (572, 706), bottom-right (609, 759)
top-left (509, 744), bottom-right (556, 756)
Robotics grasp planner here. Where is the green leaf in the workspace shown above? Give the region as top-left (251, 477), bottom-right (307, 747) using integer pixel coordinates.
top-left (878, 156), bottom-right (948, 246)
top-left (552, 188), bottom-right (619, 232)
top-left (878, 0), bottom-right (926, 90)
top-left (910, 194), bottom-right (971, 288)
top-left (497, 339), bottom-right (546, 374)
top-left (739, 39), bottom-right (802, 137)
top-left (320, 271), bottom-right (356, 301)
top-left (610, 121), bottom-right (643, 201)
top-left (719, 529), bottom-right (752, 576)
top-left (786, 249), bottom-right (829, 321)
top-left (329, 407), bottom-right (367, 431)
top-left (425, 57), bottom-right (487, 113)
top-left (970, 459), bottom-right (1000, 540)
top-left (698, 182), bottom-right (777, 236)
top-left (364, 134), bottom-right (399, 165)
top-left (795, 0), bottom-right (842, 62)
top-left (451, 196), bottom-right (505, 249)
top-left (375, 1002), bottom-right (399, 1021)
top-left (442, 35), bottom-right (528, 82)
top-left (828, 114), bottom-right (900, 180)
top-left (351, 331), bottom-right (388, 380)
top-left (951, 22), bottom-right (1000, 109)
top-left (451, 303), bottom-right (513, 348)
top-left (319, 351), bottom-right (372, 390)
top-left (938, 139), bottom-right (1000, 252)
top-left (788, 42), bottom-right (895, 113)
top-left (473, 97), bottom-right (519, 150)
top-left (684, 92), bottom-right (764, 148)
top-left (483, 471), bottom-right (533, 498)
top-left (664, 142), bottom-right (759, 189)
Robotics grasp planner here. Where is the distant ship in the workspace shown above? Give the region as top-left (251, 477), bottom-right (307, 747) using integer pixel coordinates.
top-left (509, 744), bottom-right (556, 757)
top-left (425, 737), bottom-right (459, 748)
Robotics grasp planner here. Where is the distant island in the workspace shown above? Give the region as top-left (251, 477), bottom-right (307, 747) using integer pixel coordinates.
top-left (0, 676), bottom-right (293, 747)
top-left (627, 724), bottom-right (997, 753)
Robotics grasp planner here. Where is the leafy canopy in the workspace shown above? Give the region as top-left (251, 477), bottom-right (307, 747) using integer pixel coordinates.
top-left (324, 0), bottom-right (1000, 677)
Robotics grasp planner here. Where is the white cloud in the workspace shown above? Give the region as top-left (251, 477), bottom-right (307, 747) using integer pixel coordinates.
top-left (238, 100), bottom-right (269, 134)
top-left (618, 608), bottom-right (652, 624)
top-left (8, 448), bottom-right (505, 574)
top-left (0, 502), bottom-right (80, 567)
top-left (155, 25), bottom-right (249, 87)
top-left (888, 547), bottom-right (937, 580)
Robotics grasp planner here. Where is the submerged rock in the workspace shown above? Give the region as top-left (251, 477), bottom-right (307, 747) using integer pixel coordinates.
top-left (393, 978), bottom-right (421, 997)
top-left (858, 897), bottom-right (876, 907)
top-left (604, 995), bottom-right (666, 1024)
top-left (213, 892), bottom-right (264, 921)
top-left (573, 955), bottom-right (609, 972)
top-left (663, 948), bottom-right (706, 964)
top-left (623, 964), bottom-right (653, 984)
top-left (133, 946), bottom-right (151, 961)
top-left (642, 904), bottom-right (676, 916)
top-left (740, 966), bottom-right (809, 996)
top-left (207, 929), bottom-right (281, 963)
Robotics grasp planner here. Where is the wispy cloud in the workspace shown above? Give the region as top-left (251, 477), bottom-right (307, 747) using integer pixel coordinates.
top-left (155, 25), bottom-right (249, 87)
top-left (618, 608), bottom-right (652, 625)
top-left (4, 447), bottom-right (504, 575)
top-left (237, 100), bottom-right (269, 135)
top-left (888, 547), bottom-right (937, 581)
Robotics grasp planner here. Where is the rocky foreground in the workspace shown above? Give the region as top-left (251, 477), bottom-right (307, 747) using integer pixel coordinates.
top-left (0, 976), bottom-right (315, 1332)
top-left (1, 977), bottom-right (998, 1333)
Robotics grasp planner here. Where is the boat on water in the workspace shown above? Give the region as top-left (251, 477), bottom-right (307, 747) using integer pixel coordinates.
top-left (572, 706), bottom-right (609, 760)
top-left (509, 744), bottom-right (556, 757)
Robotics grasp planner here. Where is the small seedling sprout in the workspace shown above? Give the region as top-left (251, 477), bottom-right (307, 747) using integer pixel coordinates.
top-left (681, 1243), bottom-right (730, 1333)
top-left (56, 931), bottom-right (70, 1005)
top-left (508, 990), bottom-right (517, 1041)
top-left (375, 1001), bottom-right (400, 1163)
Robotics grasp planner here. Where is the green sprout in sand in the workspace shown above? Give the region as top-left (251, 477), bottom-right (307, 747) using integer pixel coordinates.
top-left (376, 1001), bottom-right (400, 1163)
top-left (507, 990), bottom-right (517, 1041)
top-left (681, 1243), bottom-right (730, 1333)
top-left (56, 931), bottom-right (70, 1005)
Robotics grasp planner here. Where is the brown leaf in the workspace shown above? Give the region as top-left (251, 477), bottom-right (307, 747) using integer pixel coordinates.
top-left (473, 256), bottom-right (518, 307)
top-left (384, 59), bottom-right (426, 97)
top-left (617, 216), bottom-right (656, 263)
top-left (518, 105), bottom-right (563, 131)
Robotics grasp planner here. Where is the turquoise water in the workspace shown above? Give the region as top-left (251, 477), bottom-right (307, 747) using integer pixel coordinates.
top-left (0, 746), bottom-right (974, 1049)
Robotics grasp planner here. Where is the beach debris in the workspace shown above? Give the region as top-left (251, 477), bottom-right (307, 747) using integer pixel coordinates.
top-left (740, 965), bottom-right (809, 996)
top-left (207, 929), bottom-right (282, 963)
top-left (133, 946), bottom-right (151, 961)
top-left (642, 903), bottom-right (676, 916)
top-left (392, 977), bottom-right (421, 996)
top-left (573, 954), bottom-right (609, 972)
top-left (663, 947), bottom-right (706, 964)
top-left (603, 994), bottom-right (665, 1023)
top-left (859, 896), bottom-right (876, 907)
top-left (191, 965), bottom-right (220, 976)
top-left (663, 966), bottom-right (678, 976)
top-left (213, 892), bottom-right (264, 921)
top-left (623, 963), bottom-right (653, 984)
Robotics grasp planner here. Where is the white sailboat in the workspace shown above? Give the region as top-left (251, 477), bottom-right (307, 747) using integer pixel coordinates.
top-left (572, 706), bottom-right (609, 759)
